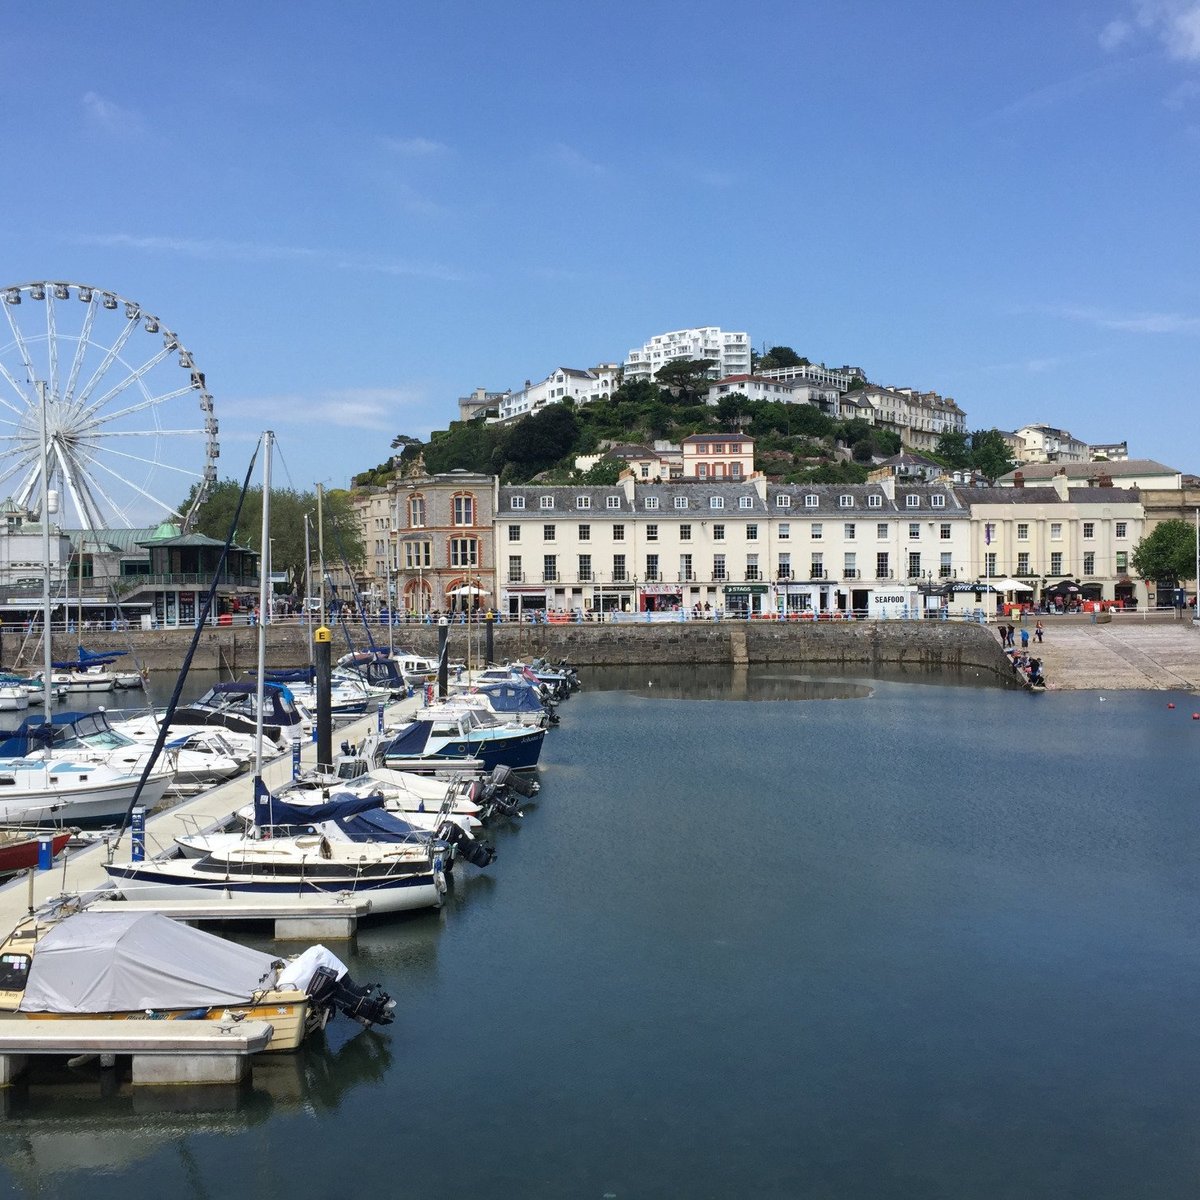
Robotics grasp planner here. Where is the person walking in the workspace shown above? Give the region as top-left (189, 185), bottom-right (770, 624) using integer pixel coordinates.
top-left (1020, 626), bottom-right (1030, 650)
top-left (1035, 621), bottom-right (1044, 644)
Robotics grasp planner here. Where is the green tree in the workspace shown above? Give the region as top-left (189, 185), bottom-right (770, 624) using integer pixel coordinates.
top-left (504, 404), bottom-right (580, 477)
top-left (184, 481), bottom-right (364, 595)
top-left (935, 430), bottom-right (972, 469)
top-left (757, 346), bottom-right (808, 371)
top-left (579, 458), bottom-right (622, 485)
top-left (715, 392), bottom-right (751, 428)
top-left (653, 358), bottom-right (715, 404)
top-left (1132, 519), bottom-right (1197, 586)
top-left (389, 433), bottom-right (421, 451)
top-left (970, 429), bottom-right (1015, 482)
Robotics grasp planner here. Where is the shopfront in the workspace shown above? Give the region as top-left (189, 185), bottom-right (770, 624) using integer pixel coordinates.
top-left (723, 583), bottom-right (768, 617)
top-left (640, 584), bottom-right (683, 613)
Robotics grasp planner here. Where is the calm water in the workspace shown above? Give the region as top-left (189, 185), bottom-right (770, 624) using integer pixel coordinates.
top-left (1, 666), bottom-right (1199, 1198)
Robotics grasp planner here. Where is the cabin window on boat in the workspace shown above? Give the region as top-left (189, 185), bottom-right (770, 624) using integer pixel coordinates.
top-left (0, 953), bottom-right (30, 991)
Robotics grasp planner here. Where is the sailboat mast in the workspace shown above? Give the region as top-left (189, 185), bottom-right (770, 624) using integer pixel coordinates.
top-left (253, 431), bottom-right (273, 784)
top-left (37, 381), bottom-right (54, 726)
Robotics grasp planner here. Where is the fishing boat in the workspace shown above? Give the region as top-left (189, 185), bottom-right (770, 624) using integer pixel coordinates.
top-left (0, 910), bottom-right (394, 1051)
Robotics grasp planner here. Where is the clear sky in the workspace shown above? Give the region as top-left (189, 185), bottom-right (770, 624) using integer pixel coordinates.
top-left (3, 0), bottom-right (1198, 511)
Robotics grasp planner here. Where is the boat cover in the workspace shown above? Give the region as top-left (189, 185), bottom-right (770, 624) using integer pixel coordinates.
top-left (19, 911), bottom-right (283, 1013)
top-left (471, 682), bottom-right (545, 715)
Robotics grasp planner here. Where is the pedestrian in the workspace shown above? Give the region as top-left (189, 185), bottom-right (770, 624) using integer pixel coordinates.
top-left (1035, 621), bottom-right (1044, 643)
top-left (1020, 626), bottom-right (1029, 650)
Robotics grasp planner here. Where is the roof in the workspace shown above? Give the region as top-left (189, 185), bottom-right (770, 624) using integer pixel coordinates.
top-left (137, 532), bottom-right (236, 549)
top-left (952, 486), bottom-right (1142, 505)
top-left (999, 459), bottom-right (1178, 482)
top-left (681, 433), bottom-right (755, 445)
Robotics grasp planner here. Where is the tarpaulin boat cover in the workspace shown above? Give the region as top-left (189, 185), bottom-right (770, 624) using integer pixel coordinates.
top-left (19, 911), bottom-right (284, 1013)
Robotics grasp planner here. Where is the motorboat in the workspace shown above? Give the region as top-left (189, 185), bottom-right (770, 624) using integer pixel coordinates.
top-left (0, 754), bottom-right (172, 825)
top-left (27, 668), bottom-right (114, 695)
top-left (447, 681), bottom-right (557, 728)
top-left (0, 910), bottom-right (394, 1051)
top-left (173, 681), bottom-right (304, 748)
top-left (0, 712), bottom-right (241, 792)
top-left (383, 704), bottom-right (545, 772)
top-left (0, 828), bottom-right (73, 877)
top-left (113, 712), bottom-right (259, 768)
top-left (0, 685), bottom-right (30, 713)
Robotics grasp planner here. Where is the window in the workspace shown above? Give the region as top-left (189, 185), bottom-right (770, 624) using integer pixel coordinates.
top-left (644, 497), bottom-right (659, 510)
top-left (778, 553), bottom-right (791, 579)
top-left (613, 554), bottom-right (627, 581)
top-left (540, 496), bottom-right (554, 510)
top-left (1017, 552), bottom-right (1030, 574)
top-left (868, 494), bottom-right (882, 509)
top-left (1050, 522), bottom-right (1062, 541)
top-left (805, 494), bottom-right (819, 508)
top-left (543, 554), bottom-right (557, 582)
top-left (613, 524), bottom-right (625, 542)
top-left (746, 554), bottom-right (760, 581)
top-left (579, 524), bottom-right (591, 541)
top-left (508, 524), bottom-right (521, 542)
top-left (876, 551), bottom-right (890, 579)
top-left (1083, 551), bottom-right (1095, 575)
top-left (810, 553), bottom-right (824, 579)
top-left (710, 496), bottom-right (724, 510)
top-left (939, 552), bottom-right (952, 578)
top-left (940, 523), bottom-right (951, 540)
top-left (843, 553), bottom-right (857, 578)
top-left (811, 523), bottom-right (823, 540)
top-left (453, 495), bottom-right (475, 526)
top-left (730, 463), bottom-right (743, 479)
top-left (1016, 523), bottom-right (1029, 540)
top-left (697, 463), bottom-right (708, 479)
top-left (908, 523), bottom-right (920, 540)
top-left (674, 496), bottom-right (689, 510)
top-left (985, 552), bottom-right (997, 577)
top-left (713, 523), bottom-right (726, 541)
top-left (1115, 522), bottom-right (1127, 539)
top-left (577, 496), bottom-right (591, 510)
top-left (606, 496), bottom-right (621, 510)
top-left (931, 494), bottom-right (946, 508)
top-left (578, 554), bottom-right (592, 581)
top-left (906, 494), bottom-right (919, 508)
top-left (1083, 522), bottom-right (1095, 539)
top-left (510, 496), bottom-right (525, 511)
top-left (838, 494), bottom-right (854, 508)
top-left (676, 524), bottom-right (690, 542)
top-left (646, 524), bottom-right (659, 542)
top-left (778, 523), bottom-right (790, 540)
top-left (1050, 551), bottom-right (1063, 575)
top-left (776, 494), bottom-right (792, 508)
top-left (1116, 551), bottom-right (1128, 572)
top-left (908, 551), bottom-right (921, 578)
top-left (543, 524), bottom-right (556, 541)
top-left (409, 495), bottom-right (426, 527)
top-left (404, 541), bottom-right (431, 569)
top-left (450, 538), bottom-right (478, 567)
top-left (507, 555), bottom-right (522, 582)
top-left (746, 524), bottom-right (758, 541)
top-left (844, 523), bottom-right (855, 541)
top-left (680, 553), bottom-right (694, 581)
top-left (713, 554), bottom-right (727, 580)
top-left (877, 523), bottom-right (888, 540)
top-left (640, 465), bottom-right (649, 478)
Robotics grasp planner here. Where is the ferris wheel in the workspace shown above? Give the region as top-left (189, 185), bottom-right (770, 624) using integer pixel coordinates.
top-left (0, 281), bottom-right (219, 531)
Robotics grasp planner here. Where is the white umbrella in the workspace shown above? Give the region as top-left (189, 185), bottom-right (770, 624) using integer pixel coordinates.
top-left (447, 585), bottom-right (488, 597)
top-left (990, 577), bottom-right (1033, 592)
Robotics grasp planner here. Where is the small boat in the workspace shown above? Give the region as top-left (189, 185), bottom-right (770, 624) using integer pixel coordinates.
top-left (448, 682), bottom-right (557, 728)
top-left (0, 910), bottom-right (394, 1051)
top-left (0, 685), bottom-right (30, 713)
top-left (0, 754), bottom-right (173, 826)
top-left (383, 705), bottom-right (545, 772)
top-left (174, 681), bottom-right (304, 747)
top-left (0, 828), bottom-right (72, 877)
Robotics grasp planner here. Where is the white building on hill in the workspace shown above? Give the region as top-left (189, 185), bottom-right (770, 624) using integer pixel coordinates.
top-left (624, 327), bottom-right (751, 383)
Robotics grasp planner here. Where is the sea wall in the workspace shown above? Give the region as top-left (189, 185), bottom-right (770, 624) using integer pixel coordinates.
top-left (2, 620), bottom-right (1018, 685)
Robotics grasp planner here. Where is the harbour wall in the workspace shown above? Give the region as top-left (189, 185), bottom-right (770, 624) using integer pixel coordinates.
top-left (2, 620), bottom-right (1019, 685)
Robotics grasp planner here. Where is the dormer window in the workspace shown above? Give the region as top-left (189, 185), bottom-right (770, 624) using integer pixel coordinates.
top-left (739, 497), bottom-right (753, 509)
top-left (510, 496), bottom-right (525, 510)
top-left (606, 496), bottom-right (621, 509)
top-left (540, 496), bottom-right (555, 510)
top-left (576, 496), bottom-right (591, 510)
top-left (838, 495), bottom-right (854, 508)
top-left (644, 496), bottom-right (659, 510)
top-left (710, 496), bottom-right (724, 510)
top-left (867, 494), bottom-right (882, 508)
top-left (674, 496), bottom-right (689, 510)
top-left (776, 495), bottom-right (791, 508)
top-left (906, 495), bottom-right (920, 508)
top-left (804, 495), bottom-right (819, 508)
top-left (931, 494), bottom-right (945, 508)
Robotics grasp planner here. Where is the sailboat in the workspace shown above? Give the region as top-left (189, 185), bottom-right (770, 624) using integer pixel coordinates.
top-left (103, 432), bottom-right (446, 917)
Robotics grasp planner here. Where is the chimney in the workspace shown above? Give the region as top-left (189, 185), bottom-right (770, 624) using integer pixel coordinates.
top-left (1051, 469), bottom-right (1070, 501)
top-left (1096, 472), bottom-right (1113, 488)
top-left (1013, 471), bottom-right (1024, 489)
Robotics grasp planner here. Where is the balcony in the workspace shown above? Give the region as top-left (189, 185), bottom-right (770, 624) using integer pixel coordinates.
top-left (843, 569), bottom-right (859, 579)
top-left (875, 570), bottom-right (893, 579)
top-left (542, 572), bottom-right (558, 583)
top-left (507, 571), bottom-right (525, 583)
top-left (809, 567), bottom-right (825, 580)
top-left (777, 567), bottom-right (792, 580)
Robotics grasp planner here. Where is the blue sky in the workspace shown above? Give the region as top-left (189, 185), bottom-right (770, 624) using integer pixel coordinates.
top-left (3, 0), bottom-right (1199, 513)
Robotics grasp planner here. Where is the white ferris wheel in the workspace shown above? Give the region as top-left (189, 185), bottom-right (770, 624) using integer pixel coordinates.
top-left (0, 281), bottom-right (219, 531)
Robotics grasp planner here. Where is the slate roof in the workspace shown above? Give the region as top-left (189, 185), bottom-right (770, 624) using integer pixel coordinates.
top-left (999, 459), bottom-right (1177, 482)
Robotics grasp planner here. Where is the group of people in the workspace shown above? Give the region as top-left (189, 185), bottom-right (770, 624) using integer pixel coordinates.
top-left (998, 620), bottom-right (1044, 650)
top-left (999, 619), bottom-right (1047, 687)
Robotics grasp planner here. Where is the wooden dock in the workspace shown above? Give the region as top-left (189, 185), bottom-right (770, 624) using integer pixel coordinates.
top-left (86, 896), bottom-right (375, 939)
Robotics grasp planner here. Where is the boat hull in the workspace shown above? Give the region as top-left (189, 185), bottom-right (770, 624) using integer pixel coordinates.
top-left (0, 767), bottom-right (173, 826)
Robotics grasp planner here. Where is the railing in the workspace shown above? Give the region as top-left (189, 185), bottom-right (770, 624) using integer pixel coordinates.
top-left (875, 570), bottom-right (894, 579)
top-left (843, 569), bottom-right (859, 579)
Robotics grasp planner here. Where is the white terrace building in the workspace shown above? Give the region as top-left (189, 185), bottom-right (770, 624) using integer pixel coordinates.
top-left (624, 327), bottom-right (750, 384)
top-left (1013, 424), bottom-right (1090, 464)
top-left (704, 374), bottom-right (841, 414)
top-left (495, 476), bottom-right (971, 620)
top-left (498, 364), bottom-right (621, 422)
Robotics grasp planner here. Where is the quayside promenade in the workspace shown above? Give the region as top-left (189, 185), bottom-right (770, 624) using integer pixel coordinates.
top-left (4, 613), bottom-right (1197, 691)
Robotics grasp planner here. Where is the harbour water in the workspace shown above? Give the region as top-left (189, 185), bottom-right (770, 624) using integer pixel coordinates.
top-left (1, 665), bottom-right (1198, 1198)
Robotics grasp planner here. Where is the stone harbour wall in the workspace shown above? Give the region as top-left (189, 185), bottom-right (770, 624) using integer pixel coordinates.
top-left (2, 619), bottom-right (1018, 685)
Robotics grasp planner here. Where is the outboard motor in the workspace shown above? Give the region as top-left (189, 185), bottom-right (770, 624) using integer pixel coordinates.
top-left (436, 819), bottom-right (497, 868)
top-left (307, 965), bottom-right (396, 1029)
top-left (491, 763), bottom-right (539, 798)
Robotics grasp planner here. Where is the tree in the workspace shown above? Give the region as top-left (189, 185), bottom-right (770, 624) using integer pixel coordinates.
top-left (653, 358), bottom-right (715, 404)
top-left (935, 430), bottom-right (972, 470)
top-left (503, 404), bottom-right (579, 477)
top-left (1132, 519), bottom-right (1197, 586)
top-left (183, 480), bottom-right (364, 595)
top-left (579, 458), bottom-right (622, 485)
top-left (757, 346), bottom-right (807, 371)
top-left (389, 433), bottom-right (421, 451)
top-left (970, 429), bottom-right (1015, 482)
top-left (715, 392), bottom-right (751, 428)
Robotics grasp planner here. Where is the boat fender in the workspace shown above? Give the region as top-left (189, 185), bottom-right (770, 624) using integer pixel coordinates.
top-left (319, 836), bottom-right (332, 860)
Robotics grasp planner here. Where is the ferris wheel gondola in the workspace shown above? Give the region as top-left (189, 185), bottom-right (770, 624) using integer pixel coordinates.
top-left (0, 281), bottom-right (219, 531)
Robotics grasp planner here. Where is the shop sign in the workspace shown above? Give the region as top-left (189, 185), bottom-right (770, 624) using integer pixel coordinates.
top-left (723, 584), bottom-right (768, 595)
